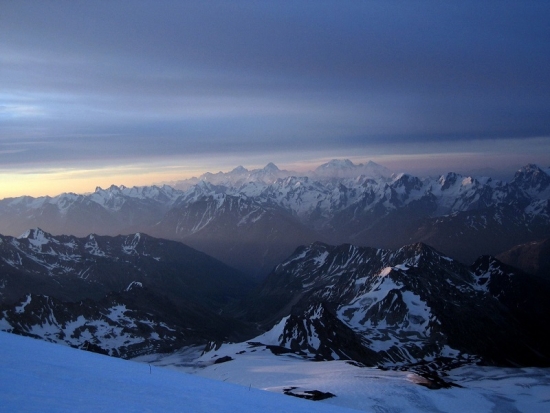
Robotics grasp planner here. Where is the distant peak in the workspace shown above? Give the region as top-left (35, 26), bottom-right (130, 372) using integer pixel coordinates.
top-left (312, 158), bottom-right (391, 179)
top-left (230, 165), bottom-right (248, 174)
top-left (18, 228), bottom-right (54, 247)
top-left (395, 242), bottom-right (438, 258)
top-left (393, 172), bottom-right (408, 180)
top-left (514, 164), bottom-right (548, 179)
top-left (263, 162), bottom-right (279, 172)
top-left (513, 163), bottom-right (550, 189)
top-left (518, 163), bottom-right (540, 172)
top-left (317, 159), bottom-right (355, 170)
top-left (18, 228), bottom-right (48, 239)
top-left (18, 229), bottom-right (32, 239)
top-left (95, 184), bottom-right (124, 192)
top-left (196, 180), bottom-right (215, 188)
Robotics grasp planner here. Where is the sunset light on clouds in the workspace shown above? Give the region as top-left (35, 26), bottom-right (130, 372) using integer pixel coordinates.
top-left (1, 1), bottom-right (549, 198)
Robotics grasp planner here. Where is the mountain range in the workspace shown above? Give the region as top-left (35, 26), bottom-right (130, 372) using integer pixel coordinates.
top-left (0, 229), bottom-right (256, 357)
top-left (1, 228), bottom-right (549, 369)
top-left (0, 159), bottom-right (549, 371)
top-left (1, 160), bottom-right (548, 279)
top-left (238, 241), bottom-right (550, 368)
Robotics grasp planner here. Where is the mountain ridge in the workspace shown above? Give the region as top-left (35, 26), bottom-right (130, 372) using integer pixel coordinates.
top-left (1, 160), bottom-right (549, 279)
top-left (234, 241), bottom-right (550, 368)
top-left (1, 227), bottom-right (549, 369)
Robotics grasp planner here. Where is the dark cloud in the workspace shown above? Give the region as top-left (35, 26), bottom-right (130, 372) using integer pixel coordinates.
top-left (1, 1), bottom-right (549, 172)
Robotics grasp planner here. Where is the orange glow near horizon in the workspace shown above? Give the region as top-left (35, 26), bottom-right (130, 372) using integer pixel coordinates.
top-left (1, 146), bottom-right (547, 199)
top-left (0, 152), bottom-right (365, 198)
top-left (0, 166), bottom-right (199, 199)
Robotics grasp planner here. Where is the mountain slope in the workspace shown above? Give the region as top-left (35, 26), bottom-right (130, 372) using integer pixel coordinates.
top-left (496, 238), bottom-right (550, 279)
top-left (0, 229), bottom-right (258, 355)
top-left (0, 228), bottom-right (253, 309)
top-left (0, 184), bottom-right (181, 238)
top-left (153, 191), bottom-right (322, 278)
top-left (243, 242), bottom-right (550, 368)
top-left (1, 331), bottom-right (360, 413)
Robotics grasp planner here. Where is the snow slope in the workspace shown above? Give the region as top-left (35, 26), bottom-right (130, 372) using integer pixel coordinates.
top-left (140, 343), bottom-right (550, 413)
top-left (0, 331), bottom-right (357, 413)
top-left (2, 330), bottom-right (549, 413)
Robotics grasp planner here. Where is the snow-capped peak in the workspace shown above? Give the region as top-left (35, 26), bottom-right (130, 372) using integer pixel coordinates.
top-left (512, 163), bottom-right (550, 191)
top-left (230, 165), bottom-right (248, 174)
top-left (17, 228), bottom-right (55, 249)
top-left (313, 159), bottom-right (391, 179)
top-left (18, 228), bottom-right (50, 241)
top-left (315, 159), bottom-right (355, 172)
top-left (262, 162), bottom-right (280, 172)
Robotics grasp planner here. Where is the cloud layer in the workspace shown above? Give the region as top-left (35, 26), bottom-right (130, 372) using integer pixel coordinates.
top-left (1, 1), bottom-right (549, 195)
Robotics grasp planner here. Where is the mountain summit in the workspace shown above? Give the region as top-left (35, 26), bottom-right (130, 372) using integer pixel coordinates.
top-left (313, 159), bottom-right (391, 179)
top-left (241, 241), bottom-right (550, 368)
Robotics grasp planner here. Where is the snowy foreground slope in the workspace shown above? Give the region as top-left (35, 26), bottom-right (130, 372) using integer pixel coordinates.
top-left (2, 331), bottom-right (550, 413)
top-left (0, 331), bottom-right (356, 413)
top-left (138, 342), bottom-right (550, 413)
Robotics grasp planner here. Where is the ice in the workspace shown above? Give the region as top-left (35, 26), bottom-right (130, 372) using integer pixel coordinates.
top-left (379, 266), bottom-right (393, 277)
top-left (401, 291), bottom-right (431, 331)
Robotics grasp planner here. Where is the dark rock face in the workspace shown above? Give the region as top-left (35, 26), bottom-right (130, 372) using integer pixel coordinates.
top-left (0, 292), bottom-right (192, 358)
top-left (1, 226), bottom-right (549, 369)
top-left (213, 355), bottom-right (233, 364)
top-left (0, 230), bottom-right (259, 356)
top-left (496, 238), bottom-right (550, 279)
top-left (247, 242), bottom-right (550, 368)
top-left (283, 387), bottom-right (336, 401)
top-left (471, 255), bottom-right (550, 362)
top-left (0, 229), bottom-right (253, 310)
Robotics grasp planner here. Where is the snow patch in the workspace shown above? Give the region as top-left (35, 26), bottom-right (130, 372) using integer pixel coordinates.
top-left (15, 295), bottom-right (32, 314)
top-left (122, 233), bottom-right (141, 255)
top-left (125, 281), bottom-right (143, 292)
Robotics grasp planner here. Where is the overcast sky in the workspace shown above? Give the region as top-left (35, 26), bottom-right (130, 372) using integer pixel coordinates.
top-left (1, 1), bottom-right (550, 197)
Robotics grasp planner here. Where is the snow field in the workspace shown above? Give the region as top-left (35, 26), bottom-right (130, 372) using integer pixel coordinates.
top-left (0, 331), bottom-right (358, 413)
top-left (138, 340), bottom-right (550, 413)
top-left (2, 330), bottom-right (550, 413)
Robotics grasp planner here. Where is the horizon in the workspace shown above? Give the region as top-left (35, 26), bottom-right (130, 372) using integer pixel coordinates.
top-left (2, 2), bottom-right (549, 198)
top-left (0, 156), bottom-right (545, 200)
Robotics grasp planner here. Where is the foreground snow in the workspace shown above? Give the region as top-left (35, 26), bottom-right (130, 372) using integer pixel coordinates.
top-left (0, 332), bottom-right (357, 413)
top-left (137, 342), bottom-right (550, 413)
top-left (3, 330), bottom-right (549, 413)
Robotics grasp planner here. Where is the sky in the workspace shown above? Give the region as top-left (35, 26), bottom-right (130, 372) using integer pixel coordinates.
top-left (1, 1), bottom-right (550, 197)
